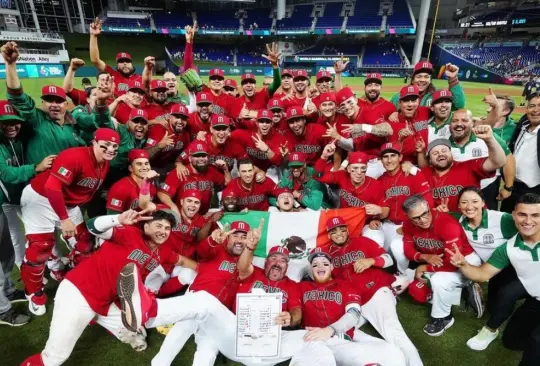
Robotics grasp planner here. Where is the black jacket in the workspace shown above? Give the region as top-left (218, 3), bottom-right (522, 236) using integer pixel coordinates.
top-left (508, 114), bottom-right (540, 169)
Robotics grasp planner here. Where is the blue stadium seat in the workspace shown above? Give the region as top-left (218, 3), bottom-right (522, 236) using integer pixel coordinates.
top-left (277, 5), bottom-right (313, 29)
top-left (153, 11), bottom-right (193, 29)
top-left (346, 0), bottom-right (381, 29)
top-left (363, 42), bottom-right (403, 66)
top-left (315, 3), bottom-right (344, 28)
top-left (387, 0), bottom-right (413, 28)
top-left (196, 10), bottom-right (240, 30)
top-left (244, 9), bottom-right (273, 29)
top-left (104, 17), bottom-right (150, 28)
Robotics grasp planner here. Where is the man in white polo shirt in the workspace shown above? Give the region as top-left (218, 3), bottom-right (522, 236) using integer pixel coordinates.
top-left (427, 90), bottom-right (453, 142)
top-left (503, 92), bottom-right (540, 212)
top-left (448, 109), bottom-right (514, 210)
top-left (447, 193), bottom-right (540, 366)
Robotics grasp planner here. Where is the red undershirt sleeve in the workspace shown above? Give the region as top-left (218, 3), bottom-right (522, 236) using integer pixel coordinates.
top-left (45, 175), bottom-right (69, 220)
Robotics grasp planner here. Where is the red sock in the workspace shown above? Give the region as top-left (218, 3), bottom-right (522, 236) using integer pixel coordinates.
top-left (158, 277), bottom-right (186, 297)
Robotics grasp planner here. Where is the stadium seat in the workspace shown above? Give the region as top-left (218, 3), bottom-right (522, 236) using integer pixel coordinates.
top-left (386, 0), bottom-right (414, 28)
top-left (346, 0), bottom-right (382, 29)
top-left (153, 11), bottom-right (194, 29)
top-left (196, 10), bottom-right (240, 30)
top-left (277, 5), bottom-right (314, 29)
top-left (315, 3), bottom-right (344, 29)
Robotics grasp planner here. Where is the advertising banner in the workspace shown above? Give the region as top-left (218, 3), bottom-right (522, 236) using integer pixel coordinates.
top-left (102, 26), bottom-right (151, 33)
top-left (0, 64), bottom-right (65, 79)
top-left (0, 52), bottom-right (69, 64)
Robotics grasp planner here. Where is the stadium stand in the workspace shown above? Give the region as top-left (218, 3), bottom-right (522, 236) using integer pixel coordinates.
top-left (315, 3), bottom-right (344, 28)
top-left (102, 17), bottom-right (151, 28)
top-left (236, 44), bottom-right (268, 65)
top-left (362, 42), bottom-right (404, 66)
top-left (153, 11), bottom-right (194, 29)
top-left (386, 0), bottom-right (414, 28)
top-left (277, 4), bottom-right (314, 29)
top-left (346, 0), bottom-right (382, 29)
top-left (244, 9), bottom-right (273, 30)
top-left (196, 10), bottom-right (240, 30)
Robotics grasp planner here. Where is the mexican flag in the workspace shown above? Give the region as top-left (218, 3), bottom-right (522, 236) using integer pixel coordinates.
top-left (219, 208), bottom-right (366, 281)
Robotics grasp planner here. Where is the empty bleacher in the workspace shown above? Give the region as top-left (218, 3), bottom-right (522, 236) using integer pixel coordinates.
top-left (346, 0), bottom-right (382, 29)
top-left (315, 3), bottom-right (344, 28)
top-left (387, 0), bottom-right (414, 28)
top-left (103, 17), bottom-right (151, 28)
top-left (196, 10), bottom-right (240, 30)
top-left (244, 9), bottom-right (273, 30)
top-left (153, 11), bottom-right (193, 29)
top-left (277, 5), bottom-right (314, 29)
top-left (362, 42), bottom-right (403, 66)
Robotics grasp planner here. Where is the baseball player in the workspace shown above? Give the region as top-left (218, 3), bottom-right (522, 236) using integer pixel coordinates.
top-left (358, 73), bottom-right (397, 123)
top-left (89, 18), bottom-right (142, 97)
top-left (145, 103), bottom-right (191, 175)
top-left (20, 128), bottom-right (120, 315)
top-left (62, 59), bottom-right (115, 107)
top-left (187, 91), bottom-right (215, 137)
top-left (311, 70), bottom-right (333, 108)
top-left (163, 70), bottom-right (191, 105)
top-left (145, 79), bottom-right (176, 124)
top-left (292, 247), bottom-right (407, 366)
top-left (322, 216), bottom-right (423, 366)
top-left (282, 70), bottom-right (311, 109)
top-left (378, 142), bottom-right (433, 251)
top-left (273, 69), bottom-right (294, 99)
top-left (109, 80), bottom-right (147, 125)
top-left (223, 79), bottom-right (239, 97)
top-left (224, 158), bottom-right (280, 211)
top-left (270, 188), bottom-right (306, 212)
top-left (315, 93), bottom-right (349, 134)
top-left (106, 149), bottom-right (158, 214)
top-left (428, 90), bottom-right (454, 142)
top-left (200, 68), bottom-right (252, 119)
top-left (158, 141), bottom-right (229, 215)
top-left (267, 97), bottom-right (288, 134)
top-left (314, 145), bottom-right (388, 247)
top-left (417, 127), bottom-right (507, 212)
top-left (282, 106), bottom-right (330, 165)
top-left (398, 195), bottom-right (482, 336)
top-left (20, 208), bottom-right (218, 366)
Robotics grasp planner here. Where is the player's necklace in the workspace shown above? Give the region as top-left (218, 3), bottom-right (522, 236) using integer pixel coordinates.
top-left (8, 140), bottom-right (23, 167)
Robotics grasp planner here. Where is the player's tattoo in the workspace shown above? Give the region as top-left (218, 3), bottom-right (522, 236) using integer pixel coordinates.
top-left (371, 123), bottom-right (393, 137)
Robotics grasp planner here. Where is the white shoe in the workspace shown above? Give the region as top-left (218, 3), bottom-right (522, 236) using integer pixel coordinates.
top-left (467, 327), bottom-right (499, 351)
top-left (118, 327), bottom-right (148, 352)
top-left (26, 292), bottom-right (47, 316)
top-left (392, 272), bottom-right (412, 295)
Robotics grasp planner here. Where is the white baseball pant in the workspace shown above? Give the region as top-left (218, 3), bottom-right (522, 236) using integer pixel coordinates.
top-left (362, 225), bottom-right (385, 248)
top-left (356, 287), bottom-right (423, 366)
top-left (381, 221), bottom-right (402, 253)
top-left (39, 280), bottom-right (222, 366)
top-left (2, 203), bottom-right (25, 268)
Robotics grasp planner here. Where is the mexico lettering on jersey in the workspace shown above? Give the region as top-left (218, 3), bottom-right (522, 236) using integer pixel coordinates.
top-left (303, 289), bottom-right (343, 304)
top-left (237, 194), bottom-right (267, 206)
top-left (182, 180), bottom-right (214, 191)
top-left (77, 177), bottom-right (103, 189)
top-left (432, 185), bottom-right (464, 199)
top-left (218, 260), bottom-right (237, 273)
top-left (413, 237), bottom-right (444, 250)
top-left (127, 249), bottom-right (160, 273)
top-left (385, 186), bottom-right (411, 199)
top-left (339, 190), bottom-right (367, 207)
top-left (331, 250), bottom-right (366, 268)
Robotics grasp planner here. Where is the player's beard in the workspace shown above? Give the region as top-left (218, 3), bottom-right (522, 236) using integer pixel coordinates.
top-left (193, 163), bottom-right (209, 173)
top-left (265, 264), bottom-right (286, 281)
top-left (365, 90), bottom-right (380, 102)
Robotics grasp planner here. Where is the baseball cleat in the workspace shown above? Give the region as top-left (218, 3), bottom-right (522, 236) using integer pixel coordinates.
top-left (0, 308), bottom-right (30, 327)
top-left (118, 327), bottom-right (148, 352)
top-left (467, 326), bottom-right (499, 351)
top-left (423, 317), bottom-right (454, 336)
top-left (26, 291), bottom-right (47, 316)
top-left (466, 282), bottom-right (484, 319)
top-left (117, 263), bottom-right (142, 332)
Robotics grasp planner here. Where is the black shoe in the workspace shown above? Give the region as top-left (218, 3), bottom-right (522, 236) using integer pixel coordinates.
top-left (466, 282), bottom-right (484, 319)
top-left (0, 308), bottom-right (30, 327)
top-left (7, 289), bottom-right (28, 304)
top-left (423, 317), bottom-right (455, 336)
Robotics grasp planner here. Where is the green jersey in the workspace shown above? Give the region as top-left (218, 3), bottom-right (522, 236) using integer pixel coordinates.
top-left (0, 137), bottom-right (37, 205)
top-left (492, 117), bottom-right (516, 146)
top-left (390, 79), bottom-right (466, 109)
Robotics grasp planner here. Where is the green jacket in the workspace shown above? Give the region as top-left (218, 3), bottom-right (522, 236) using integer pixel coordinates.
top-left (71, 104), bottom-right (113, 145)
top-left (269, 167), bottom-right (331, 210)
top-left (7, 88), bottom-right (112, 164)
top-left (168, 93), bottom-right (190, 105)
top-left (390, 79), bottom-right (466, 110)
top-left (492, 117), bottom-right (516, 146)
top-left (0, 137), bottom-right (37, 205)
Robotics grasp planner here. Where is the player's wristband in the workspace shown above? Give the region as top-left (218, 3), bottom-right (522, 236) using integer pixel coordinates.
top-left (362, 124), bottom-right (373, 134)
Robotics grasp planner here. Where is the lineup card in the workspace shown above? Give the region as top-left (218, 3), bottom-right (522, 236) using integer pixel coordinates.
top-left (235, 292), bottom-right (282, 359)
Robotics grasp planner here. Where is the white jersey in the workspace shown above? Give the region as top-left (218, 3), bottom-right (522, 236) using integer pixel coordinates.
top-left (488, 234), bottom-right (540, 300)
top-left (427, 116), bottom-right (451, 143)
top-left (458, 209), bottom-right (517, 262)
top-left (450, 133), bottom-right (511, 189)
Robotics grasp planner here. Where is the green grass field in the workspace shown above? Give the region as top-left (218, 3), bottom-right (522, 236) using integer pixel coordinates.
top-left (0, 75), bottom-right (525, 366)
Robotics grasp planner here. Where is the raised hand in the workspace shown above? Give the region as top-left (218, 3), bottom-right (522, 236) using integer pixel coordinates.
top-left (252, 134), bottom-right (270, 153)
top-left (175, 163), bottom-right (190, 180)
top-left (239, 103), bottom-right (251, 119)
top-left (1, 41), bottom-right (19, 64)
top-left (415, 137), bottom-right (426, 154)
top-left (333, 54), bottom-right (349, 74)
top-left (36, 155), bottom-right (57, 172)
top-left (196, 131), bottom-right (207, 141)
top-left (185, 22), bottom-right (198, 43)
top-left (398, 126), bottom-right (414, 141)
top-left (321, 141), bottom-right (336, 159)
top-left (262, 42), bottom-right (281, 66)
top-left (158, 131), bottom-right (174, 149)
top-left (435, 197), bottom-right (449, 212)
top-left (445, 243), bottom-right (466, 268)
top-left (118, 209), bottom-right (153, 226)
top-left (278, 142), bottom-right (289, 157)
top-left (211, 224), bottom-right (236, 244)
top-left (246, 219), bottom-right (264, 249)
top-left (444, 63), bottom-right (459, 79)
top-left (70, 58), bottom-right (85, 71)
top-left (482, 87), bottom-right (498, 107)
top-left (144, 56), bottom-right (156, 70)
top-left (324, 123), bottom-right (341, 140)
top-left (472, 125), bottom-right (493, 141)
top-left (89, 17), bottom-right (103, 36)
top-left (342, 123), bottom-right (363, 135)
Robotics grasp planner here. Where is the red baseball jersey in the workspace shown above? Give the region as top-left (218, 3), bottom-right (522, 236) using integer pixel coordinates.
top-left (282, 124), bottom-right (330, 165)
top-left (324, 238), bottom-right (395, 303)
top-left (387, 107), bottom-right (431, 163)
top-left (106, 176), bottom-right (157, 213)
top-left (187, 112), bottom-right (212, 137)
top-left (314, 113), bottom-right (349, 136)
top-left (67, 88), bottom-right (88, 106)
top-left (169, 213), bottom-right (209, 259)
top-left (230, 129), bottom-right (285, 171)
top-left (31, 147), bottom-right (108, 206)
top-left (145, 124), bottom-right (191, 168)
top-left (224, 177), bottom-right (279, 211)
top-left (299, 279), bottom-right (362, 339)
top-left (313, 159), bottom-right (386, 209)
top-left (282, 95), bottom-right (307, 110)
top-left (421, 158), bottom-right (494, 212)
top-left (234, 267), bottom-right (301, 313)
top-left (358, 97), bottom-right (397, 124)
top-left (189, 236), bottom-right (242, 309)
top-left (114, 102), bottom-right (139, 125)
top-left (159, 165), bottom-right (224, 214)
top-left (344, 110), bottom-right (387, 159)
top-left (201, 85), bottom-right (242, 118)
top-left (65, 225), bottom-right (179, 315)
top-left (236, 88), bottom-right (271, 110)
top-left (403, 211), bottom-right (474, 272)
top-left (145, 102), bottom-right (175, 124)
top-left (203, 134), bottom-right (247, 171)
top-left (379, 170), bottom-right (433, 224)
top-left (105, 65), bottom-right (142, 97)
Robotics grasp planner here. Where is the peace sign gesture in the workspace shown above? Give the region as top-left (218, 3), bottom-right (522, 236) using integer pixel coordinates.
top-left (211, 224), bottom-right (236, 244)
top-left (333, 54), bottom-right (349, 74)
top-left (185, 22), bottom-right (198, 43)
top-left (118, 209), bottom-right (153, 226)
top-left (252, 134), bottom-right (270, 153)
top-left (262, 42), bottom-right (281, 67)
top-left (246, 219), bottom-right (264, 249)
top-left (435, 197), bottom-right (449, 212)
top-left (324, 122), bottom-right (342, 141)
top-left (158, 131), bottom-right (175, 149)
top-left (445, 243), bottom-right (466, 268)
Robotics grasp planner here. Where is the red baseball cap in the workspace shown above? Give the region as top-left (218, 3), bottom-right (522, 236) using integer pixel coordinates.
top-left (319, 92), bottom-right (336, 104)
top-left (129, 108), bottom-right (148, 122)
top-left (288, 152), bottom-right (306, 167)
top-left (211, 114), bottom-right (230, 128)
top-left (267, 246), bottom-right (290, 261)
top-left (181, 189), bottom-right (202, 201)
top-left (399, 85), bottom-right (420, 100)
top-left (128, 80), bottom-right (145, 93)
top-left (348, 151), bottom-right (369, 165)
top-left (224, 79), bottom-right (237, 89)
top-left (380, 142), bottom-right (402, 157)
top-left (432, 89), bottom-right (453, 104)
top-left (408, 280), bottom-right (432, 304)
top-left (293, 70), bottom-right (309, 80)
top-left (0, 100), bottom-right (24, 123)
top-left (241, 73), bottom-right (256, 84)
top-left (268, 98), bottom-right (284, 111)
top-left (150, 79), bottom-right (167, 91)
top-left (196, 91), bottom-right (212, 105)
top-left (281, 69), bottom-right (293, 77)
top-left (41, 85), bottom-right (67, 101)
top-left (94, 128), bottom-right (120, 143)
top-left (336, 87), bottom-right (355, 104)
top-left (257, 109), bottom-right (273, 121)
top-left (364, 73), bottom-right (383, 85)
top-left (170, 103), bottom-right (189, 118)
top-left (116, 52), bottom-right (132, 62)
top-left (326, 216), bottom-right (347, 232)
top-left (316, 70), bottom-right (333, 82)
top-left (286, 106), bottom-right (305, 122)
top-left (209, 68), bottom-right (225, 79)
top-left (188, 141), bottom-right (209, 156)
top-left (231, 220), bottom-right (250, 233)
top-left (222, 186), bottom-right (236, 198)
top-left (275, 187), bottom-right (293, 197)
top-left (128, 149), bottom-right (149, 163)
top-left (308, 247), bottom-right (331, 263)
top-left (413, 61), bottom-right (434, 76)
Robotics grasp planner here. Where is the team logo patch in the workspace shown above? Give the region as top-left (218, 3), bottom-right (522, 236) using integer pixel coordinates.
top-left (483, 233), bottom-right (495, 245)
top-left (110, 199), bottom-right (123, 208)
top-left (161, 183), bottom-right (170, 191)
top-left (472, 148), bottom-right (483, 157)
top-left (57, 167), bottom-right (72, 178)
